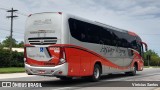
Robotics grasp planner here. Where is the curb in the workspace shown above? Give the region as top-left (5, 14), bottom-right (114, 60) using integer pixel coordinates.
top-left (0, 73), bottom-right (34, 79)
top-left (154, 88), bottom-right (160, 90)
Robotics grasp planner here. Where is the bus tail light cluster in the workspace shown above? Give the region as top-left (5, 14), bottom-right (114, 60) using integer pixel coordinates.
top-left (24, 47), bottom-right (27, 63)
top-left (59, 47), bottom-right (66, 65)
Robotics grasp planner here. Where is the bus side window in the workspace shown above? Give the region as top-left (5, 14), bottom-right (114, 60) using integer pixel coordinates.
top-left (69, 18), bottom-right (81, 41)
top-left (128, 49), bottom-right (134, 56)
top-left (137, 42), bottom-right (142, 56)
top-left (131, 40), bottom-right (137, 50)
top-left (81, 33), bottom-right (85, 40)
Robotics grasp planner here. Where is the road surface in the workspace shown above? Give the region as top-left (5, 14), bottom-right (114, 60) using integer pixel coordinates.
top-left (0, 68), bottom-right (160, 90)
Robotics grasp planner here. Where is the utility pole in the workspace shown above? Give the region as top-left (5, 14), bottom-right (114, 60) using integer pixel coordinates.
top-left (147, 55), bottom-right (151, 66)
top-left (7, 8), bottom-right (18, 51)
top-left (7, 8), bottom-right (18, 66)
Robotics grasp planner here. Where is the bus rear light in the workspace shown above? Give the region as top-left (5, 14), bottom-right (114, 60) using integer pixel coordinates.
top-left (60, 58), bottom-right (66, 64)
top-left (49, 47), bottom-right (60, 53)
top-left (24, 47), bottom-right (26, 58)
top-left (59, 47), bottom-right (66, 64)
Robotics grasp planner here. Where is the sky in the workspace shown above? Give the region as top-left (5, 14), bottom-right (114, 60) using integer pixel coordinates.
top-left (0, 0), bottom-right (160, 55)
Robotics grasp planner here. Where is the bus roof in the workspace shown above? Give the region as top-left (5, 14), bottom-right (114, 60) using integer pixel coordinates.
top-left (28, 12), bottom-right (139, 37)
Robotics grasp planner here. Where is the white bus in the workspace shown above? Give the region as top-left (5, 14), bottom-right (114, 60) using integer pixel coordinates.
top-left (24, 12), bottom-right (147, 81)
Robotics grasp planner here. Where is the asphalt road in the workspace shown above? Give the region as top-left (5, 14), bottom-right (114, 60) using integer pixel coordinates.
top-left (0, 68), bottom-right (160, 90)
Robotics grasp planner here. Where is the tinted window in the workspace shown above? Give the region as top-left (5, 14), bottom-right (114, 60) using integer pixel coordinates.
top-left (68, 18), bottom-right (141, 50)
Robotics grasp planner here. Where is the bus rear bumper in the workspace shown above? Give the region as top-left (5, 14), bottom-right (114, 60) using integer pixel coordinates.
top-left (25, 63), bottom-right (68, 76)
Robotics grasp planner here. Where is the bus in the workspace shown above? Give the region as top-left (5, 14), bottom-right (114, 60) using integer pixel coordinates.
top-left (24, 12), bottom-right (148, 81)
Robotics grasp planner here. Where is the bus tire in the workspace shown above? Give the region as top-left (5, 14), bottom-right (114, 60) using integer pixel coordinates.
top-left (90, 64), bottom-right (101, 82)
top-left (125, 64), bottom-right (137, 76)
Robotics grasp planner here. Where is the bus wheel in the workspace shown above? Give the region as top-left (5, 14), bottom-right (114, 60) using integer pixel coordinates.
top-left (59, 76), bottom-right (72, 80)
top-left (90, 64), bottom-right (101, 82)
top-left (125, 64), bottom-right (137, 76)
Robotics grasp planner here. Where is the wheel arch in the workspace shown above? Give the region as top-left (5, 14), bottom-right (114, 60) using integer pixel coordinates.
top-left (134, 62), bottom-right (138, 71)
top-left (94, 61), bottom-right (102, 74)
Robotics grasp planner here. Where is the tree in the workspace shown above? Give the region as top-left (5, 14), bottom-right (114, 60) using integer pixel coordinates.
top-left (144, 50), bottom-right (159, 57)
top-left (0, 41), bottom-right (3, 49)
top-left (2, 36), bottom-right (17, 47)
top-left (144, 50), bottom-right (160, 66)
top-left (17, 41), bottom-right (24, 47)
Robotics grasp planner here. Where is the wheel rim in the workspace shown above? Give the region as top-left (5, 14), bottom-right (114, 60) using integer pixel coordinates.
top-left (94, 68), bottom-right (100, 79)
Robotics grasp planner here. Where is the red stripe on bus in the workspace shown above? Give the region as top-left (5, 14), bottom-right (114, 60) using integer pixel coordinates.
top-left (25, 44), bottom-right (143, 71)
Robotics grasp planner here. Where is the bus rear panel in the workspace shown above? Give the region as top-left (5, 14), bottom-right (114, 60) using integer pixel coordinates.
top-left (25, 12), bottom-right (68, 76)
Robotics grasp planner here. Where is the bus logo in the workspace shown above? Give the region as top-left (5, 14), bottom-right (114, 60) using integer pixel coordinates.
top-left (40, 47), bottom-right (44, 52)
top-left (40, 40), bottom-right (44, 44)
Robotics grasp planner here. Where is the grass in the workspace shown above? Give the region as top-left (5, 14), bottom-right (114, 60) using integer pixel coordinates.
top-left (0, 67), bottom-right (25, 74)
top-left (144, 66), bottom-right (160, 68)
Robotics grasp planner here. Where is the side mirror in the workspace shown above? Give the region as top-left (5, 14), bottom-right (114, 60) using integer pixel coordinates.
top-left (141, 41), bottom-right (148, 51)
